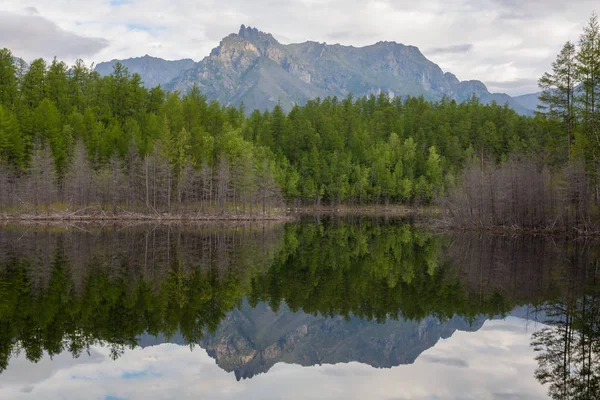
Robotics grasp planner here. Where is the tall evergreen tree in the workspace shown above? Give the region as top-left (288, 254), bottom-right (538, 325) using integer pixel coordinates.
top-left (539, 41), bottom-right (578, 159)
top-left (577, 13), bottom-right (600, 137)
top-left (0, 49), bottom-right (18, 108)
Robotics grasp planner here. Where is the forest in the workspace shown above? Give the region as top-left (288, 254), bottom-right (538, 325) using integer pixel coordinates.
top-left (0, 14), bottom-right (598, 227)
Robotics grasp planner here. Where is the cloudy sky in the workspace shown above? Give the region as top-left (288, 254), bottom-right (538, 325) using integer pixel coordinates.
top-left (0, 0), bottom-right (597, 95)
top-left (0, 317), bottom-right (548, 399)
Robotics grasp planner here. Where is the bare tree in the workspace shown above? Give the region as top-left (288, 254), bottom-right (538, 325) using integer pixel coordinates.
top-left (94, 154), bottom-right (126, 212)
top-left (256, 159), bottom-right (282, 216)
top-left (26, 146), bottom-right (57, 212)
top-left (64, 140), bottom-right (94, 208)
top-left (215, 155), bottom-right (230, 213)
top-left (200, 162), bottom-right (212, 212)
top-left (0, 164), bottom-right (17, 212)
top-left (231, 152), bottom-right (255, 214)
top-left (445, 155), bottom-right (598, 232)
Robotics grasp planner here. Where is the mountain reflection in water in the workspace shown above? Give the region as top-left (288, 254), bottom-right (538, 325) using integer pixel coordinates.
top-left (0, 217), bottom-right (598, 399)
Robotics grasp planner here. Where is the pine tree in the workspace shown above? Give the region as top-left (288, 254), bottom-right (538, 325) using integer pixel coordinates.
top-left (576, 13), bottom-right (600, 140)
top-left (46, 58), bottom-right (69, 115)
top-left (539, 41), bottom-right (578, 159)
top-left (21, 58), bottom-right (47, 109)
top-left (0, 49), bottom-right (18, 108)
top-left (576, 13), bottom-right (600, 203)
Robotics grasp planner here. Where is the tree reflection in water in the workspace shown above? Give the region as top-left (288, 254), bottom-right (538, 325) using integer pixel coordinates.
top-left (0, 217), bottom-right (598, 392)
top-left (530, 244), bottom-right (600, 400)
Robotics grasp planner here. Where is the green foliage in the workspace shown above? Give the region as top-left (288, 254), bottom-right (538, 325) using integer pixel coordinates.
top-left (0, 104), bottom-right (24, 165)
top-left (538, 12), bottom-right (600, 168)
top-left (0, 45), bottom-right (590, 206)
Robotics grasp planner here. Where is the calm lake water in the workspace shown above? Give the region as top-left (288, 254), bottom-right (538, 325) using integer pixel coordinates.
top-left (0, 217), bottom-right (598, 399)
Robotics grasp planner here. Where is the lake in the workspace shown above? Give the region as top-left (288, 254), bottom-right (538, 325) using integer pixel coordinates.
top-left (0, 216), bottom-right (598, 399)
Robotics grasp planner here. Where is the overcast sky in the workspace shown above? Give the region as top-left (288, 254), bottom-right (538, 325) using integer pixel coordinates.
top-left (0, 1), bottom-right (597, 96)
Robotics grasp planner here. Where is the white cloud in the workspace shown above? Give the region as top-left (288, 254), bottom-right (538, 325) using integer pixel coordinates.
top-left (0, 0), bottom-right (597, 95)
top-left (0, 317), bottom-right (549, 400)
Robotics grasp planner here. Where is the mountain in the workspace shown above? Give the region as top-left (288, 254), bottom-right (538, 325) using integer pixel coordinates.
top-left (513, 83), bottom-right (585, 113)
top-left (95, 55), bottom-right (195, 88)
top-left (513, 91), bottom-right (543, 111)
top-left (95, 26), bottom-right (535, 115)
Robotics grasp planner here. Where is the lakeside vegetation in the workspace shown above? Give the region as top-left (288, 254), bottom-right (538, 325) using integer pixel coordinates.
top-left (0, 14), bottom-right (599, 230)
top-left (445, 14), bottom-right (600, 233)
top-left (0, 52), bottom-right (541, 214)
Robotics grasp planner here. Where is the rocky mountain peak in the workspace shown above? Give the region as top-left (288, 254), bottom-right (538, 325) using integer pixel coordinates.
top-left (211, 33), bottom-right (257, 54)
top-left (208, 34), bottom-right (261, 71)
top-left (238, 25), bottom-right (280, 50)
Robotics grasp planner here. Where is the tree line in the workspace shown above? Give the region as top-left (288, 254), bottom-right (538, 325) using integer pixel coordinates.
top-left (0, 43), bottom-right (568, 214)
top-left (0, 56), bottom-right (282, 215)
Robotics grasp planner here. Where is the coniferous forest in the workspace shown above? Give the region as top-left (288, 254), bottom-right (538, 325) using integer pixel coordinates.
top-left (0, 14), bottom-right (599, 228)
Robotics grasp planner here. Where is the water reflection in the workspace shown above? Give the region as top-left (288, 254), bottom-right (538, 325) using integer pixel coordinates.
top-left (1, 318), bottom-right (546, 399)
top-left (0, 217), bottom-right (598, 399)
top-left (531, 292), bottom-right (600, 398)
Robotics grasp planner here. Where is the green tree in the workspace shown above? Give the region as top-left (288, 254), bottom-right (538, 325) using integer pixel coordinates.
top-left (0, 49), bottom-right (18, 108)
top-left (539, 41), bottom-right (578, 159)
top-left (21, 58), bottom-right (47, 109)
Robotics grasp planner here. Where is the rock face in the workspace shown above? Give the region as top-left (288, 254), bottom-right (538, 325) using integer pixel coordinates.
top-left (95, 55), bottom-right (195, 89)
top-left (96, 25), bottom-right (535, 115)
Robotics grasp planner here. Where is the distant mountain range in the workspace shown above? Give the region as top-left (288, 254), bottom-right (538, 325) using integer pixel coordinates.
top-left (95, 25), bottom-right (541, 115)
top-left (513, 91), bottom-right (543, 111)
top-left (95, 55), bottom-right (195, 89)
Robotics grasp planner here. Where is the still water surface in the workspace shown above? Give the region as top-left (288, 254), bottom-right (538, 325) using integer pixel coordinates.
top-left (0, 217), bottom-right (597, 399)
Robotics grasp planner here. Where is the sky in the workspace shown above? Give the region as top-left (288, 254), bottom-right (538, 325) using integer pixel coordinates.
top-left (0, 0), bottom-right (598, 96)
top-left (0, 317), bottom-right (548, 400)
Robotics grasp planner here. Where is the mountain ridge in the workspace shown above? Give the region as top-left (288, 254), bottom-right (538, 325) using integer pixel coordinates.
top-left (95, 25), bottom-right (536, 115)
top-left (95, 54), bottom-right (195, 89)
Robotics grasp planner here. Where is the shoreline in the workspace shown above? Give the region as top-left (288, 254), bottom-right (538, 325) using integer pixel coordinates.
top-left (0, 209), bottom-right (294, 223)
top-left (0, 215), bottom-right (294, 222)
top-left (0, 204), bottom-right (436, 222)
top-left (2, 207), bottom-right (599, 237)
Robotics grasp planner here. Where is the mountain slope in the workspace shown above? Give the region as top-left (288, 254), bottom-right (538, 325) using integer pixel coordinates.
top-left (95, 55), bottom-right (195, 88)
